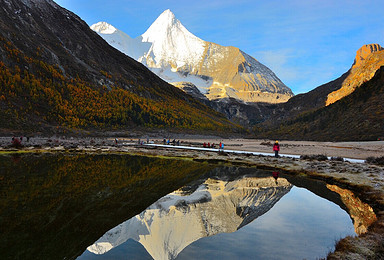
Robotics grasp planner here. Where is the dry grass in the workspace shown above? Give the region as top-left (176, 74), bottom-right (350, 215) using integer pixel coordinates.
top-left (328, 219), bottom-right (384, 259)
top-left (366, 156), bottom-right (384, 166)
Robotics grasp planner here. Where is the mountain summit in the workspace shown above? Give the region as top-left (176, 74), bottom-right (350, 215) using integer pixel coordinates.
top-left (92, 10), bottom-right (294, 103)
top-left (140, 9), bottom-right (206, 70)
top-left (353, 43), bottom-right (383, 69)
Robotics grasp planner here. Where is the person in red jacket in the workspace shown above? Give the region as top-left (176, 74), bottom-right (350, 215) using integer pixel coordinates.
top-left (273, 140), bottom-right (280, 158)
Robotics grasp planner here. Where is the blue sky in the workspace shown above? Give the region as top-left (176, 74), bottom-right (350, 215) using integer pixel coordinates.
top-left (54, 0), bottom-right (384, 94)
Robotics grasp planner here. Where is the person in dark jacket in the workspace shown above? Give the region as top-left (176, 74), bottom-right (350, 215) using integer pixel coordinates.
top-left (273, 141), bottom-right (280, 158)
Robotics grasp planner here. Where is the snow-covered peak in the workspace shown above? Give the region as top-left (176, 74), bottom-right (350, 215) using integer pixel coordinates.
top-left (91, 21), bottom-right (117, 34)
top-left (90, 9), bottom-right (293, 103)
top-left (141, 9), bottom-right (205, 69)
top-left (156, 9), bottom-right (176, 25)
top-left (142, 9), bottom-right (177, 39)
top-left (142, 9), bottom-right (201, 43)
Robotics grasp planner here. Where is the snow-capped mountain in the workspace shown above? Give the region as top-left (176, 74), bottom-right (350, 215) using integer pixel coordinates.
top-left (91, 9), bottom-right (294, 103)
top-left (86, 175), bottom-right (292, 260)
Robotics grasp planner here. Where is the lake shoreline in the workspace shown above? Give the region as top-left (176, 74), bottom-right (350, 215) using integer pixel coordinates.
top-left (1, 136), bottom-right (384, 259)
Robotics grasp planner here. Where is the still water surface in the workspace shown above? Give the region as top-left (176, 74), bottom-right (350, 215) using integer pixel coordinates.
top-left (78, 171), bottom-right (357, 259)
top-left (179, 187), bottom-right (354, 260)
top-left (0, 154), bottom-right (375, 260)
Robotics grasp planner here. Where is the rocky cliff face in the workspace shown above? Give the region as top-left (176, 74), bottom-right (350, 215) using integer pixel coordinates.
top-left (87, 175), bottom-right (292, 260)
top-left (326, 44), bottom-right (384, 105)
top-left (170, 81), bottom-right (275, 126)
top-left (171, 82), bottom-right (209, 101)
top-left (353, 44), bottom-right (384, 69)
top-left (91, 10), bottom-right (293, 104)
top-left (208, 98), bottom-right (274, 126)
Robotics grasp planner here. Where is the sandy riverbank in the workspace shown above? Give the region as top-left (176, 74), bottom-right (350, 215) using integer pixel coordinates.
top-left (1, 136), bottom-right (383, 160)
top-left (177, 138), bottom-right (384, 160)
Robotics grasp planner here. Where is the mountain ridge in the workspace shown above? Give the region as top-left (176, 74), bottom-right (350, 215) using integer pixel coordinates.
top-left (254, 65), bottom-right (384, 141)
top-left (91, 10), bottom-right (294, 104)
top-left (250, 43), bottom-right (384, 136)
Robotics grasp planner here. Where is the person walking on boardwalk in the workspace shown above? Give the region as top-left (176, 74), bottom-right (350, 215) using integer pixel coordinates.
top-left (273, 141), bottom-right (280, 158)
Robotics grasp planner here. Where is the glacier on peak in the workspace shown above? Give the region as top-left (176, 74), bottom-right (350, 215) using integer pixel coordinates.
top-left (91, 9), bottom-right (294, 103)
top-left (91, 21), bottom-right (151, 61)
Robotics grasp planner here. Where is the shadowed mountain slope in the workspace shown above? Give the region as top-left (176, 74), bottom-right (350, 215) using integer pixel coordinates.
top-left (255, 66), bottom-right (384, 141)
top-left (0, 0), bottom-right (239, 134)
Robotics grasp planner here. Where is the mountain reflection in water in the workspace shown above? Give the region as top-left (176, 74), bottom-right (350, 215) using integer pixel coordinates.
top-left (80, 167), bottom-right (379, 260)
top-left (84, 174), bottom-right (292, 259)
top-left (0, 154), bottom-right (375, 260)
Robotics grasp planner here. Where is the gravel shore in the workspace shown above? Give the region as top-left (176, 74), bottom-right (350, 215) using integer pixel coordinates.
top-left (1, 136), bottom-right (383, 159)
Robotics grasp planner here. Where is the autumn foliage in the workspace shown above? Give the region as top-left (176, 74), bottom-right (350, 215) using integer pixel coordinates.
top-left (0, 36), bottom-right (237, 132)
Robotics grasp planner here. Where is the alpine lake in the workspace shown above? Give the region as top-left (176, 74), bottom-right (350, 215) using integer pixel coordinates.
top-left (0, 153), bottom-right (377, 260)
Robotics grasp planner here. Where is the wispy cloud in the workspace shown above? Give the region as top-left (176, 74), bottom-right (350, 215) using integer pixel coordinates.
top-left (256, 49), bottom-right (297, 80)
top-left (256, 48), bottom-right (346, 95)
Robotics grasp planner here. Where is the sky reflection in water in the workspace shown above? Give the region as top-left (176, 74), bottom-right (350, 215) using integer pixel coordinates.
top-left (178, 187), bottom-right (355, 260)
top-left (79, 181), bottom-right (356, 260)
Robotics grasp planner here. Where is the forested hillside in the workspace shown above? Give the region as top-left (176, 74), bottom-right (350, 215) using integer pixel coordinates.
top-left (0, 0), bottom-right (239, 134)
top-left (254, 66), bottom-right (384, 141)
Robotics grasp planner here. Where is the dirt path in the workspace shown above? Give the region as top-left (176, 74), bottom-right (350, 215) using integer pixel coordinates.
top-left (176, 138), bottom-right (384, 160)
